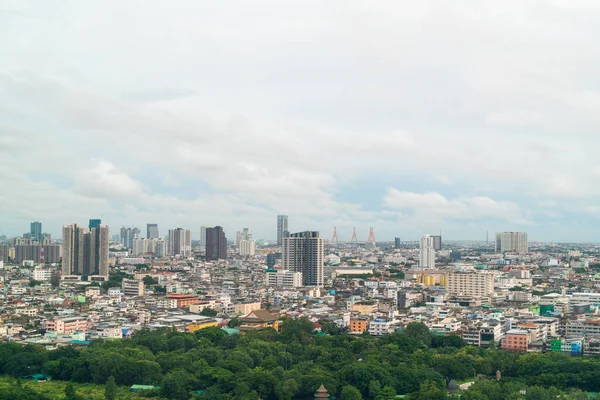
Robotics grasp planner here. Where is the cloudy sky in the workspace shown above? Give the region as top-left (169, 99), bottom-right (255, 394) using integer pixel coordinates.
top-left (1, 1), bottom-right (600, 242)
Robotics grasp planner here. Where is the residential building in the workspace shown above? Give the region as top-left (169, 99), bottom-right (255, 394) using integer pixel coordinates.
top-left (277, 215), bottom-right (288, 245)
top-left (503, 329), bottom-right (530, 353)
top-left (495, 232), bottom-right (528, 253)
top-left (239, 239), bottom-right (256, 256)
top-left (147, 223), bottom-right (159, 239)
top-left (369, 318), bottom-right (395, 336)
top-left (14, 244), bottom-right (60, 264)
top-left (419, 234), bottom-right (435, 268)
top-left (566, 319), bottom-right (600, 337)
top-left (168, 228), bottom-right (192, 257)
top-left (236, 228), bottom-right (252, 247)
top-left (266, 269), bottom-right (303, 288)
top-left (32, 267), bottom-right (52, 281)
top-left (282, 231), bottom-right (324, 286)
top-left (350, 318), bottom-right (369, 333)
top-left (206, 226), bottom-right (227, 261)
top-left (122, 279), bottom-right (145, 297)
top-left (447, 272), bottom-right (494, 297)
top-left (62, 223), bottom-right (109, 277)
top-left (0, 244), bottom-right (7, 263)
top-left (45, 317), bottom-right (88, 334)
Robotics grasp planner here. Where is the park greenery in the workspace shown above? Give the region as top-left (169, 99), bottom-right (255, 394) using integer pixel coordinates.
top-left (0, 320), bottom-right (598, 399)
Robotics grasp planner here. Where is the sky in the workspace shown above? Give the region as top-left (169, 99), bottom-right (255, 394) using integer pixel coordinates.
top-left (1, 1), bottom-right (600, 242)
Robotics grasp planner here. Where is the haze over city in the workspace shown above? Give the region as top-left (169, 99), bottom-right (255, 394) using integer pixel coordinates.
top-left (2, 1), bottom-right (600, 241)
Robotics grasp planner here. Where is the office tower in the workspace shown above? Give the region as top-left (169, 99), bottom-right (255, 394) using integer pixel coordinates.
top-left (447, 272), bottom-right (494, 297)
top-left (147, 223), bottom-right (159, 239)
top-left (266, 253), bottom-right (281, 268)
top-left (239, 239), bottom-right (256, 256)
top-left (62, 223), bottom-right (109, 277)
top-left (277, 215), bottom-right (288, 245)
top-left (30, 221), bottom-right (42, 241)
top-left (155, 238), bottom-right (167, 257)
top-left (394, 237), bottom-right (401, 249)
top-left (206, 226), bottom-right (227, 261)
top-left (419, 234), bottom-right (436, 268)
top-left (200, 226), bottom-right (207, 248)
top-left (168, 228), bottom-right (192, 257)
top-left (495, 232), bottom-right (528, 254)
top-left (282, 231), bottom-right (324, 286)
top-left (89, 219), bottom-right (102, 230)
top-left (431, 235), bottom-right (442, 251)
top-left (120, 227), bottom-right (141, 249)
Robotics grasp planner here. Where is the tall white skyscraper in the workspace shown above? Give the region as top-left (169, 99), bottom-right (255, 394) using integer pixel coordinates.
top-left (495, 232), bottom-right (528, 254)
top-left (236, 228), bottom-right (252, 247)
top-left (277, 215), bottom-right (288, 245)
top-left (420, 234), bottom-right (436, 269)
top-left (168, 228), bottom-right (192, 257)
top-left (282, 231), bottom-right (324, 286)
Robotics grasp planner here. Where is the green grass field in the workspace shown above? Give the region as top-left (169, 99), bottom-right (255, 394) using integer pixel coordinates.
top-left (0, 376), bottom-right (145, 399)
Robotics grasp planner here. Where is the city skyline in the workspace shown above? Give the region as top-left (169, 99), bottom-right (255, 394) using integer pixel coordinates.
top-left (4, 2), bottom-right (600, 242)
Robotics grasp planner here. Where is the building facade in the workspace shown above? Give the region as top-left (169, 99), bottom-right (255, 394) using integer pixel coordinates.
top-left (62, 223), bottom-right (109, 277)
top-left (168, 228), bottom-right (192, 257)
top-left (495, 232), bottom-right (528, 253)
top-left (447, 272), bottom-right (494, 297)
top-left (265, 269), bottom-right (303, 287)
top-left (419, 234), bottom-right (435, 268)
top-left (146, 223), bottom-right (159, 239)
top-left (282, 231), bottom-right (324, 286)
top-left (206, 226), bottom-right (227, 261)
top-left (277, 215), bottom-right (288, 245)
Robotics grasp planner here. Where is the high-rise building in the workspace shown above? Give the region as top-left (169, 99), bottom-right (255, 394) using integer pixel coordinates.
top-left (206, 226), bottom-right (227, 261)
top-left (147, 223), bottom-right (159, 239)
top-left (236, 228), bottom-right (252, 247)
top-left (62, 223), bottom-right (109, 277)
top-left (200, 226), bottom-right (207, 248)
top-left (447, 272), bottom-right (494, 297)
top-left (0, 244), bottom-right (8, 263)
top-left (89, 219), bottom-right (102, 230)
top-left (168, 228), bottom-right (192, 257)
top-left (239, 239), bottom-right (256, 256)
top-left (30, 221), bottom-right (42, 241)
top-left (495, 232), bottom-right (528, 254)
top-left (14, 244), bottom-right (60, 264)
top-left (394, 237), bottom-right (401, 249)
top-left (282, 231), bottom-right (324, 286)
top-left (120, 227), bottom-right (141, 249)
top-left (431, 235), bottom-right (442, 251)
top-left (277, 215), bottom-right (288, 245)
top-left (420, 234), bottom-right (436, 268)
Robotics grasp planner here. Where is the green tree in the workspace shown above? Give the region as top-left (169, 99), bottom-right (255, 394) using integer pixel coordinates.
top-left (227, 318), bottom-right (240, 328)
top-left (200, 307), bottom-right (218, 317)
top-left (341, 385), bottom-right (363, 400)
top-left (64, 382), bottom-right (82, 400)
top-left (104, 376), bottom-right (117, 400)
top-left (161, 369), bottom-right (194, 400)
top-left (50, 273), bottom-right (60, 288)
top-left (142, 276), bottom-right (158, 285)
top-left (405, 322), bottom-right (432, 347)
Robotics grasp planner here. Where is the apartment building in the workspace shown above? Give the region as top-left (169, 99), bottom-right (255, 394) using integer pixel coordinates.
top-left (350, 318), bottom-right (369, 333)
top-left (122, 279), bottom-right (145, 297)
top-left (265, 269), bottom-right (303, 288)
top-left (503, 329), bottom-right (530, 353)
top-left (566, 319), bottom-right (600, 337)
top-left (45, 317), bottom-right (88, 334)
top-left (447, 272), bottom-right (494, 297)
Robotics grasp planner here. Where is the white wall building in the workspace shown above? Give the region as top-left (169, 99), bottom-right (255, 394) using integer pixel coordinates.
top-left (282, 231), bottom-right (324, 286)
top-left (419, 234), bottom-right (435, 268)
top-left (266, 269), bottom-right (303, 288)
